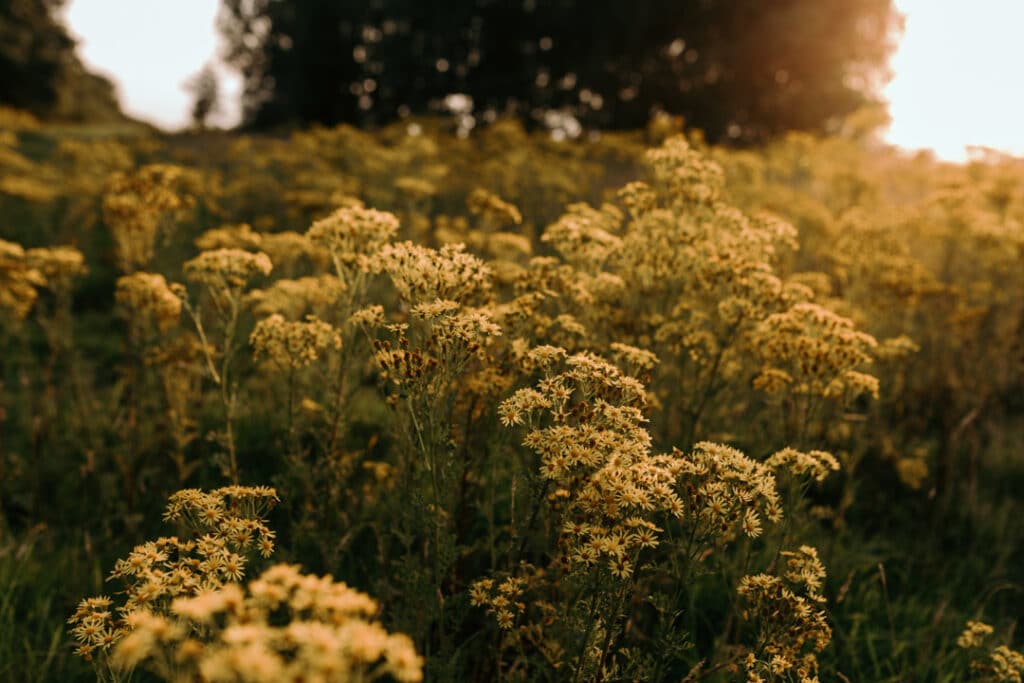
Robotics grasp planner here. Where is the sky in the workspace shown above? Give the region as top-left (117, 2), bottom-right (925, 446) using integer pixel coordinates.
top-left (883, 0), bottom-right (1024, 161)
top-left (64, 0), bottom-right (1024, 161)
top-left (64, 0), bottom-right (241, 129)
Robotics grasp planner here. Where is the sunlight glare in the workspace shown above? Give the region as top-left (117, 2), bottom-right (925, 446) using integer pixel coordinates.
top-left (884, 0), bottom-right (1024, 162)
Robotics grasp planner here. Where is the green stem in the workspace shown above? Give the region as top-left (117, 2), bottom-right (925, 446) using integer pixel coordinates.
top-left (286, 366), bottom-right (296, 454)
top-left (573, 589), bottom-right (603, 683)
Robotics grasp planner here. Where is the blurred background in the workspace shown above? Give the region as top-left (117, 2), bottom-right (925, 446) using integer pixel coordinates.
top-left (3, 0), bottom-right (1021, 160)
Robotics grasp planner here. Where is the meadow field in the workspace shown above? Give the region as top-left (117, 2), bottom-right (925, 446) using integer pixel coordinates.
top-left (0, 106), bottom-right (1022, 682)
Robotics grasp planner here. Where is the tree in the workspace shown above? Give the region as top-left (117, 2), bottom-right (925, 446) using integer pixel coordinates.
top-left (0, 0), bottom-right (123, 121)
top-left (0, 0), bottom-right (74, 112)
top-left (184, 64), bottom-right (222, 129)
top-left (218, 0), bottom-right (901, 141)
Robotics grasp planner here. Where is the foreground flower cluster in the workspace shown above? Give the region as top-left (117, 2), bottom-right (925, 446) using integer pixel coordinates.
top-left (118, 564), bottom-right (422, 683)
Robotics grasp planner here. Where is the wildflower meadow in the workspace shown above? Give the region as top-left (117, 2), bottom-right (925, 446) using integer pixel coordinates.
top-left (0, 107), bottom-right (1022, 682)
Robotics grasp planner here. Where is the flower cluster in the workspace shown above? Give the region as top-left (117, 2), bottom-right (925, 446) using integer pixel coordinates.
top-left (467, 187), bottom-right (523, 226)
top-left (373, 303), bottom-right (500, 395)
top-left (411, 299), bottom-right (502, 357)
top-left (617, 181), bottom-right (657, 218)
top-left (672, 441), bottom-right (784, 543)
top-left (830, 209), bottom-right (944, 304)
top-left (250, 314), bottom-right (342, 370)
top-left (245, 274), bottom-right (346, 318)
top-left (67, 597), bottom-right (122, 664)
top-left (0, 238), bottom-right (45, 321)
top-left (521, 136), bottom-right (808, 453)
top-left (259, 230), bottom-right (330, 273)
top-left (349, 304), bottom-right (386, 329)
top-left (608, 342), bottom-right (660, 374)
top-left (395, 175), bottom-right (438, 199)
top-left (116, 272), bottom-right (183, 332)
top-left (69, 487), bottom-right (279, 662)
top-left (114, 564), bottom-right (423, 683)
top-left (307, 205), bottom-right (399, 273)
top-left (469, 575), bottom-right (528, 630)
top-left (376, 241), bottom-right (491, 303)
top-left (874, 334), bottom-right (921, 362)
top-left (102, 164), bottom-right (198, 272)
top-left (24, 245), bottom-right (87, 291)
top-left (754, 302), bottom-right (879, 400)
top-left (738, 546), bottom-right (831, 683)
top-left (766, 447), bottom-right (841, 483)
top-left (485, 231), bottom-right (534, 261)
top-left (958, 621), bottom-right (1024, 683)
top-left (183, 248), bottom-right (273, 291)
top-left (645, 135), bottom-right (724, 205)
top-left (541, 202), bottom-right (623, 271)
top-left (960, 622), bottom-right (996, 649)
top-left (372, 333), bottom-right (438, 392)
top-left (500, 350), bottom-right (676, 577)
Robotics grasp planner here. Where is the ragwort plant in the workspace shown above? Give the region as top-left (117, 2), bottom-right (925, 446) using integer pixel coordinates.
top-left (114, 564), bottom-right (423, 683)
top-left (64, 131), bottom-right (865, 683)
top-left (0, 107), bottom-right (1016, 683)
top-left (473, 341), bottom-right (839, 681)
top-left (68, 486), bottom-right (279, 682)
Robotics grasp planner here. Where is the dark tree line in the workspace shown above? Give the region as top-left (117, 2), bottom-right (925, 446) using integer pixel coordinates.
top-left (218, 0), bottom-right (901, 141)
top-left (0, 0), bottom-right (122, 122)
top-left (0, 0), bottom-right (71, 112)
top-left (0, 0), bottom-right (901, 137)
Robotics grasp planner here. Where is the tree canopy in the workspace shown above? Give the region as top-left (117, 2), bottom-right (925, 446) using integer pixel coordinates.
top-left (0, 0), bottom-right (123, 122)
top-left (219, 0), bottom-right (900, 141)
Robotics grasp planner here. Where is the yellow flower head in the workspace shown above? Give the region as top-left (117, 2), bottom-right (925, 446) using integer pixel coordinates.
top-left (250, 314), bottom-right (342, 370)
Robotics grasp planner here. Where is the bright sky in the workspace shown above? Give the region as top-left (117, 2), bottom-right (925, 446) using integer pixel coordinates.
top-left (64, 0), bottom-right (241, 129)
top-left (884, 0), bottom-right (1024, 161)
top-left (64, 0), bottom-right (1024, 161)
